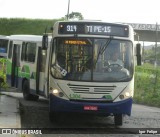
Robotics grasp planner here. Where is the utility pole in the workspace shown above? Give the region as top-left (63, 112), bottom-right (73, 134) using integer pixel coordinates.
top-left (154, 22), bottom-right (158, 68)
top-left (67, 0), bottom-right (70, 20)
top-left (154, 22), bottom-right (158, 93)
top-left (143, 41), bottom-right (144, 62)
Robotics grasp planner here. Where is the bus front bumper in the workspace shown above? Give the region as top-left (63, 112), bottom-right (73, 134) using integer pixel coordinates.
top-left (49, 94), bottom-right (132, 116)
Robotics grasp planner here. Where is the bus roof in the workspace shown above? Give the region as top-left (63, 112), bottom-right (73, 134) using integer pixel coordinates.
top-left (0, 35), bottom-right (9, 39)
top-left (9, 35), bottom-right (43, 42)
top-left (55, 20), bottom-right (130, 26)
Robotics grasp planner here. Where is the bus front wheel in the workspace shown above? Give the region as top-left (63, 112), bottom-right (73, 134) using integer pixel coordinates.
top-left (114, 114), bottom-right (123, 126)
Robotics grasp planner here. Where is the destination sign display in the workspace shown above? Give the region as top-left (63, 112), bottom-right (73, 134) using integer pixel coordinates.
top-left (64, 40), bottom-right (88, 45)
top-left (58, 22), bottom-right (129, 37)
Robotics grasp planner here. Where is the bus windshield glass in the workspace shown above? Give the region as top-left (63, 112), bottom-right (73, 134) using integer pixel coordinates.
top-left (51, 38), bottom-right (133, 82)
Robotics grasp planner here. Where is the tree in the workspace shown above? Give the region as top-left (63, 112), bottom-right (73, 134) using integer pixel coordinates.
top-left (65, 12), bottom-right (84, 20)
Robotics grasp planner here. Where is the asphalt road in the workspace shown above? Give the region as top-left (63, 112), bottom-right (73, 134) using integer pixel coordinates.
top-left (2, 91), bottom-right (160, 137)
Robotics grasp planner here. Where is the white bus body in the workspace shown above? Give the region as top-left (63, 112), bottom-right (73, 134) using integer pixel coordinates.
top-left (6, 35), bottom-right (51, 99)
top-left (48, 21), bottom-right (135, 125)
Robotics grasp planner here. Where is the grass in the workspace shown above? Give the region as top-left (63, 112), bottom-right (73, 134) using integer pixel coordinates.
top-left (134, 63), bottom-right (160, 107)
top-left (0, 18), bottom-right (61, 35)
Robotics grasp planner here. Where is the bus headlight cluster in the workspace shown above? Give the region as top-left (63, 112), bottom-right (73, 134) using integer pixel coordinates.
top-left (119, 94), bottom-right (124, 99)
top-left (119, 92), bottom-right (130, 100)
top-left (51, 88), bottom-right (64, 97)
top-left (53, 89), bottom-right (59, 94)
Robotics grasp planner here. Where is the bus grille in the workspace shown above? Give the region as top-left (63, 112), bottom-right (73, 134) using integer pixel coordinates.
top-left (68, 84), bottom-right (115, 94)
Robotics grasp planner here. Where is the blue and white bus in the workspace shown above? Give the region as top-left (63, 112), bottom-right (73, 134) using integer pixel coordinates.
top-left (45, 21), bottom-right (141, 125)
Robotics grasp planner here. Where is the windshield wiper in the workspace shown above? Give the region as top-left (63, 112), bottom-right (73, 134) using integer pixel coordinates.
top-left (95, 36), bottom-right (113, 65)
top-left (100, 37), bottom-right (113, 55)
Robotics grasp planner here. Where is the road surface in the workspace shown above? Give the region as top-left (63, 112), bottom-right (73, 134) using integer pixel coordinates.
top-left (2, 91), bottom-right (160, 136)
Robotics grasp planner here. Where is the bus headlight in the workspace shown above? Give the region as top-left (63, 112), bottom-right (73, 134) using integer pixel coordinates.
top-left (51, 88), bottom-right (64, 97)
top-left (119, 94), bottom-right (124, 99)
top-left (53, 89), bottom-right (59, 94)
top-left (119, 92), bottom-right (131, 100)
top-left (125, 92), bottom-right (130, 97)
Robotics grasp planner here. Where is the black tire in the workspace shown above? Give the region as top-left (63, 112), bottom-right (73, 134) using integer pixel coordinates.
top-left (114, 114), bottom-right (123, 126)
top-left (22, 80), bottom-right (31, 100)
top-left (22, 80), bottom-right (39, 101)
top-left (31, 95), bottom-right (39, 101)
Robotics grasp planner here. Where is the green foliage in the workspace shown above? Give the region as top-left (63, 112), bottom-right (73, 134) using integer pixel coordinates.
top-left (0, 18), bottom-right (61, 35)
top-left (144, 46), bottom-right (160, 61)
top-left (0, 58), bottom-right (9, 90)
top-left (0, 58), bottom-right (6, 81)
top-left (65, 12), bottom-right (84, 20)
top-left (134, 63), bottom-right (160, 107)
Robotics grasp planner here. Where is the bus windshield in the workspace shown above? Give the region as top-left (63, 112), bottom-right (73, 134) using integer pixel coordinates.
top-left (51, 38), bottom-right (133, 82)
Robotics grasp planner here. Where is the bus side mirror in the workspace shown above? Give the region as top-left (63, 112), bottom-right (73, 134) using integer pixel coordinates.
top-left (136, 43), bottom-right (142, 66)
top-left (42, 34), bottom-right (48, 50)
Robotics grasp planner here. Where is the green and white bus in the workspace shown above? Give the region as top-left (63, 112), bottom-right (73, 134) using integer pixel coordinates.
top-left (6, 35), bottom-right (51, 100)
top-left (6, 21), bottom-right (141, 126)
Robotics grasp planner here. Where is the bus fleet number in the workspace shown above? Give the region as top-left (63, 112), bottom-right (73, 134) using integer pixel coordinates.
top-left (67, 25), bottom-right (77, 32)
top-left (69, 94), bottom-right (81, 99)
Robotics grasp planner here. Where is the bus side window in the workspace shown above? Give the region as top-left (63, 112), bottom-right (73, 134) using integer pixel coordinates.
top-left (21, 42), bottom-right (26, 61)
top-left (25, 42), bottom-right (36, 63)
top-left (27, 53), bottom-right (35, 62)
top-left (8, 41), bottom-right (13, 59)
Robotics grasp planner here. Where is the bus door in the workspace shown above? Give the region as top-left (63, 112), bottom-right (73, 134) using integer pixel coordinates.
top-left (11, 43), bottom-right (20, 87)
top-left (36, 47), bottom-right (47, 95)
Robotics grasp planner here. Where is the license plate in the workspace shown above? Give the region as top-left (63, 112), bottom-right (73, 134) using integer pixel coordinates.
top-left (84, 106), bottom-right (98, 111)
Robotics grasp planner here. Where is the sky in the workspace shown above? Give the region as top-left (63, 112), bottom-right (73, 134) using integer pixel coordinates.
top-left (0, 0), bottom-right (160, 24)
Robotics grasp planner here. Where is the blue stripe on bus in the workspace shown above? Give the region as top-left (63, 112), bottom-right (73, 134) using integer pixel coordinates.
top-left (49, 94), bottom-right (132, 116)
